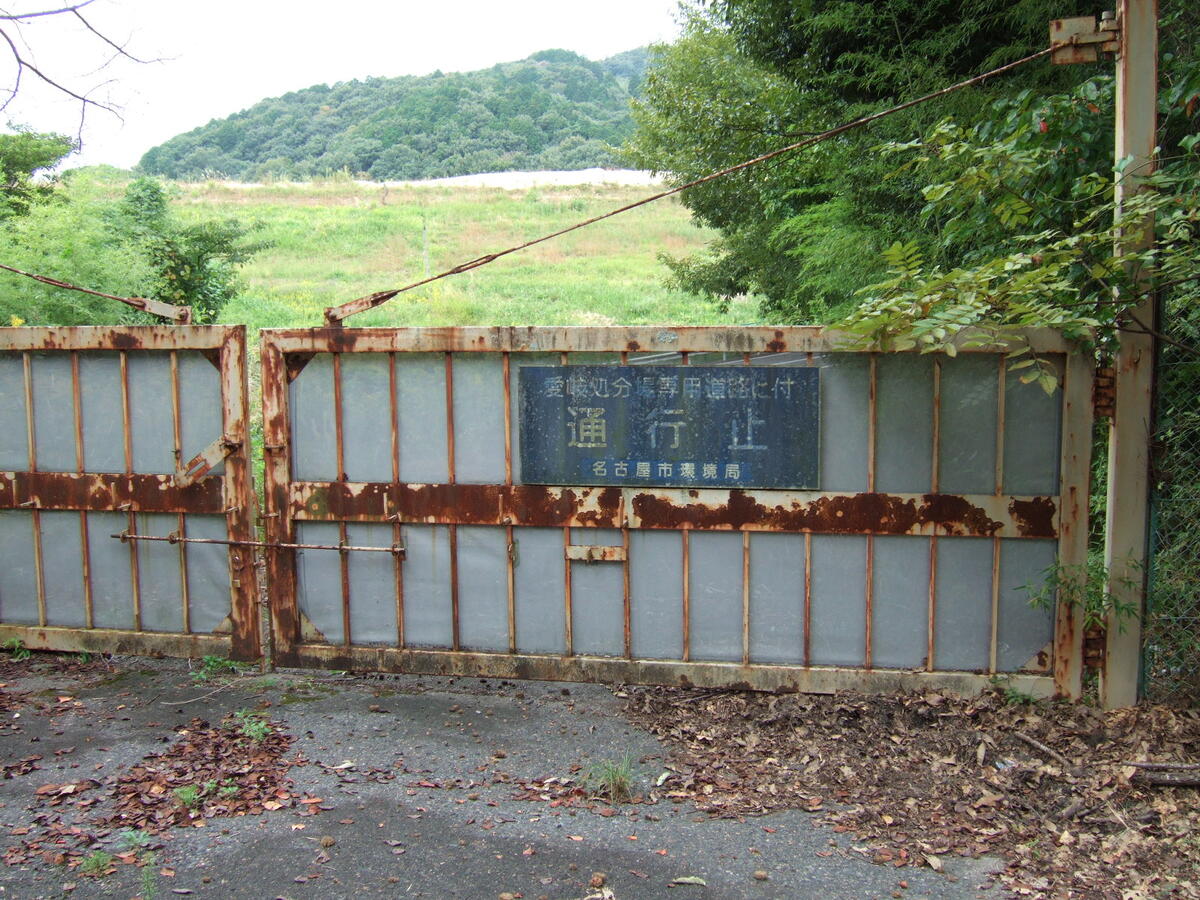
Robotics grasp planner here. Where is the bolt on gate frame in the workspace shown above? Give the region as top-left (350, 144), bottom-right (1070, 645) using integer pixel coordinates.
top-left (260, 325), bottom-right (1091, 699)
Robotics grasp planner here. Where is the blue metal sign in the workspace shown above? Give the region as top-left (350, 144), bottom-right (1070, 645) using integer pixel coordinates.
top-left (518, 366), bottom-right (819, 490)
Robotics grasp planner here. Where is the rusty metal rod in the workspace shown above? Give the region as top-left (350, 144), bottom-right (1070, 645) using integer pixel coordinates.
top-left (111, 531), bottom-right (405, 555)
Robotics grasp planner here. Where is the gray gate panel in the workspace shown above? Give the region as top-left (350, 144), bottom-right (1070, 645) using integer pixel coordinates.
top-left (689, 532), bottom-right (742, 662)
top-left (87, 512), bottom-right (134, 630)
top-left (296, 521), bottom-right (343, 644)
top-left (0, 353), bottom-right (27, 471)
top-left (810, 535), bottom-right (867, 666)
top-left (0, 511), bottom-right (38, 624)
top-left (934, 537), bottom-right (993, 671)
top-left (341, 355), bottom-right (392, 482)
top-left (508, 354), bottom-right (558, 484)
top-left (452, 355), bottom-right (506, 485)
top-left (347, 522), bottom-right (397, 645)
top-left (513, 527), bottom-right (566, 654)
top-left (871, 536), bottom-right (930, 669)
top-left (876, 355), bottom-right (933, 493)
top-left (31, 353), bottom-right (75, 472)
top-left (291, 355), bottom-right (336, 482)
top-left (184, 514), bottom-right (233, 634)
top-left (812, 354), bottom-right (869, 492)
top-left (137, 512), bottom-right (184, 633)
top-left (748, 532), bottom-right (804, 664)
top-left (457, 526), bottom-right (508, 652)
top-left (1003, 359), bottom-right (1063, 496)
top-left (78, 354), bottom-right (124, 474)
top-left (397, 354), bottom-right (449, 484)
top-left (40, 511), bottom-right (85, 627)
top-left (570, 527), bottom-right (624, 657)
top-left (127, 354), bottom-right (176, 475)
top-left (401, 524), bottom-right (453, 648)
top-left (939, 357), bottom-right (999, 495)
top-left (179, 352), bottom-right (224, 473)
top-left (998, 538), bottom-right (1057, 671)
top-left (630, 530), bottom-right (683, 660)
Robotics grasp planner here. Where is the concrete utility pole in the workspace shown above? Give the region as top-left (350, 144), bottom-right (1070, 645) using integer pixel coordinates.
top-left (1102, 0), bottom-right (1158, 709)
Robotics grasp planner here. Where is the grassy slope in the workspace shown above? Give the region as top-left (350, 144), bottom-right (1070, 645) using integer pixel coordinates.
top-left (171, 179), bottom-right (763, 328)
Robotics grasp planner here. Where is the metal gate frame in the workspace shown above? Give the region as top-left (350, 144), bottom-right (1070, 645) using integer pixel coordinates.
top-left (0, 326), bottom-right (259, 661)
top-left (261, 325), bottom-right (1091, 697)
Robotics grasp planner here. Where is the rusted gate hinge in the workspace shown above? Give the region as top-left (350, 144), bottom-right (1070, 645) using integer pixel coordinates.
top-left (1050, 12), bottom-right (1120, 65)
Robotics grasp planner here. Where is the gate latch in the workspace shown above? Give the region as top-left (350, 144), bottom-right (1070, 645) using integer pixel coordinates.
top-left (175, 435), bottom-right (242, 487)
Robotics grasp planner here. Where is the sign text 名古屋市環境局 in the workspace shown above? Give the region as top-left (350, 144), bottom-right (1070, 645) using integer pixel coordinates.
top-left (517, 366), bottom-right (819, 490)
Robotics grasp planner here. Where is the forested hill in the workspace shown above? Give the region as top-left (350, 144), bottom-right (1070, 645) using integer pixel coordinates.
top-left (138, 48), bottom-right (648, 181)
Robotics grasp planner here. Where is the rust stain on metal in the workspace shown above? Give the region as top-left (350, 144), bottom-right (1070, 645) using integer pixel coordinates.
top-left (0, 472), bottom-right (224, 513)
top-left (919, 494), bottom-right (1003, 536)
top-left (766, 330), bottom-right (787, 353)
top-left (626, 340), bottom-right (641, 351)
top-left (1008, 496), bottom-right (1057, 539)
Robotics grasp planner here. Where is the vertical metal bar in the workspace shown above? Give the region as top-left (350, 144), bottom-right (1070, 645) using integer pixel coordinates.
top-left (562, 526), bottom-right (573, 656)
top-left (333, 351), bottom-right (350, 647)
top-left (741, 530), bottom-right (751, 666)
top-left (989, 538), bottom-right (1002, 675)
top-left (449, 523), bottom-right (460, 651)
top-left (927, 537), bottom-right (938, 672)
top-left (339, 521), bottom-right (352, 649)
top-left (1059, 351), bottom-right (1094, 699)
top-left (681, 529), bottom-right (691, 662)
top-left (502, 352), bottom-right (515, 654)
top-left (867, 354), bottom-right (878, 492)
top-left (219, 327), bottom-right (260, 661)
top-left (261, 334), bottom-right (299, 661)
top-left (928, 359), bottom-right (941, 671)
top-left (864, 354), bottom-right (877, 668)
top-left (444, 352), bottom-right (456, 483)
top-left (170, 351), bottom-right (190, 634)
top-left (22, 351), bottom-right (34, 471)
top-left (622, 526), bottom-right (631, 659)
top-left (23, 352), bottom-right (46, 627)
top-left (502, 352), bottom-right (513, 484)
top-left (560, 350), bottom-right (572, 656)
top-left (803, 532), bottom-right (812, 667)
top-left (506, 523), bottom-right (516, 654)
top-left (71, 352), bottom-right (93, 629)
top-left (120, 350), bottom-right (141, 632)
top-left (990, 355), bottom-right (1006, 675)
top-left (389, 352), bottom-right (404, 649)
top-left (333, 352), bottom-right (346, 481)
top-left (1103, 0), bottom-right (1158, 708)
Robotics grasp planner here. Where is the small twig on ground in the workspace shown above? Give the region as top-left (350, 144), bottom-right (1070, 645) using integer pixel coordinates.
top-left (165, 681), bottom-right (238, 706)
top-left (1129, 772), bottom-right (1200, 787)
top-left (1121, 760), bottom-right (1200, 771)
top-left (1013, 731), bottom-right (1072, 768)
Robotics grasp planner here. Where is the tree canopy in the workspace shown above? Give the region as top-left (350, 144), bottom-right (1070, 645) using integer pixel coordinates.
top-left (139, 48), bottom-right (649, 182)
top-left (623, 0), bottom-right (1099, 322)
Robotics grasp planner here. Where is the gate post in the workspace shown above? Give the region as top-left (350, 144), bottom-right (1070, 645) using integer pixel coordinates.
top-left (1102, 0), bottom-right (1158, 709)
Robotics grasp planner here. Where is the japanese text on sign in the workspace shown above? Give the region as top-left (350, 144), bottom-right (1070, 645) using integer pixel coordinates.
top-left (518, 366), bottom-right (819, 490)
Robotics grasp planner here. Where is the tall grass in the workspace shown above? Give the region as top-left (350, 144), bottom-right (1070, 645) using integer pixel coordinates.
top-left (168, 179), bottom-right (763, 328)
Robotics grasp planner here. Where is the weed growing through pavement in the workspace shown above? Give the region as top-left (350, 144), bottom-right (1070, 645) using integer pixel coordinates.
top-left (2, 638), bottom-right (30, 661)
top-left (190, 655), bottom-right (246, 683)
top-left (232, 708), bottom-right (272, 742)
top-left (79, 850), bottom-right (114, 876)
top-left (584, 753), bottom-right (635, 803)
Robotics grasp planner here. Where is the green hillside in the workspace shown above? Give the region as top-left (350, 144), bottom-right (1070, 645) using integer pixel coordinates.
top-left (138, 48), bottom-right (649, 182)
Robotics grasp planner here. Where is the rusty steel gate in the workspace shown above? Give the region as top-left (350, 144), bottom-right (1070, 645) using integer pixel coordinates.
top-left (260, 326), bottom-right (1090, 698)
top-left (0, 326), bottom-right (259, 661)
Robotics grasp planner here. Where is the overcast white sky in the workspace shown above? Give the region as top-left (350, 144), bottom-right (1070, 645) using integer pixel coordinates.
top-left (3, 0), bottom-right (685, 170)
